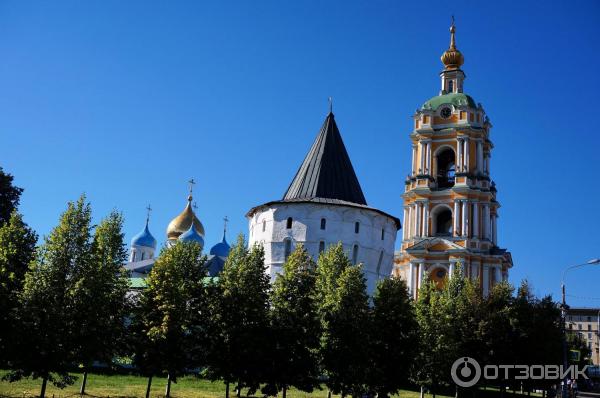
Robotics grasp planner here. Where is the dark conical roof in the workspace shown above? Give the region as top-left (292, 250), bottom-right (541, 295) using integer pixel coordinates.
top-left (283, 112), bottom-right (367, 205)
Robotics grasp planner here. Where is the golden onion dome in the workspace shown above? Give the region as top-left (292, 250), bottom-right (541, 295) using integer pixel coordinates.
top-left (440, 21), bottom-right (464, 70)
top-left (166, 194), bottom-right (205, 241)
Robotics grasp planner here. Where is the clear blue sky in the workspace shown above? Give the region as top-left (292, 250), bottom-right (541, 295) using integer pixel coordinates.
top-left (1, 1), bottom-right (599, 305)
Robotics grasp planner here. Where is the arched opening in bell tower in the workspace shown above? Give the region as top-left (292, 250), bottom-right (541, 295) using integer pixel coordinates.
top-left (432, 205), bottom-right (453, 237)
top-left (436, 148), bottom-right (456, 188)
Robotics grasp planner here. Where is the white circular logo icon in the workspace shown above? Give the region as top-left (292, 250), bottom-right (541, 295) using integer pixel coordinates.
top-left (451, 357), bottom-right (481, 387)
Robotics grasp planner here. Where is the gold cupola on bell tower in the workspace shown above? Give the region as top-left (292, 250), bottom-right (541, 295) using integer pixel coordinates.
top-left (439, 18), bottom-right (466, 95)
top-left (441, 19), bottom-right (464, 70)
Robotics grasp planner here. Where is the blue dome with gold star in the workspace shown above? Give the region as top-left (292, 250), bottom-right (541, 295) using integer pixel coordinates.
top-left (131, 221), bottom-right (157, 249)
top-left (178, 223), bottom-right (204, 247)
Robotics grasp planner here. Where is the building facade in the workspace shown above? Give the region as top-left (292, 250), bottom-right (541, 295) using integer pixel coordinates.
top-left (394, 22), bottom-right (513, 298)
top-left (247, 112), bottom-right (400, 295)
top-left (567, 307), bottom-right (600, 365)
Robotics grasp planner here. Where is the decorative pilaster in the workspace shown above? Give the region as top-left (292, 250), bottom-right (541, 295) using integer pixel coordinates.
top-left (457, 138), bottom-right (463, 172)
top-left (476, 140), bottom-right (483, 174)
top-left (464, 137), bottom-right (470, 172)
top-left (402, 206), bottom-right (409, 240)
top-left (409, 262), bottom-right (415, 297)
top-left (453, 200), bottom-right (460, 236)
top-left (423, 202), bottom-right (430, 236)
top-left (494, 266), bottom-right (502, 286)
top-left (407, 205), bottom-right (413, 239)
top-left (425, 141), bottom-right (431, 175)
top-left (416, 202), bottom-right (422, 238)
top-left (461, 200), bottom-right (468, 237)
top-left (492, 214), bottom-right (498, 245)
top-left (473, 202), bottom-right (479, 238)
top-left (419, 142), bottom-right (426, 174)
top-left (482, 265), bottom-right (490, 297)
top-left (413, 203), bottom-right (418, 237)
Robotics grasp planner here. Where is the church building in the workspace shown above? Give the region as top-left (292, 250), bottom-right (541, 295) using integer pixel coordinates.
top-left (125, 185), bottom-right (231, 287)
top-left (394, 22), bottom-right (513, 298)
top-left (247, 111), bottom-right (400, 295)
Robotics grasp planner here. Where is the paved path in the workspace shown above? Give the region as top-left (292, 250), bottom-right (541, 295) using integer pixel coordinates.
top-left (578, 392), bottom-right (600, 397)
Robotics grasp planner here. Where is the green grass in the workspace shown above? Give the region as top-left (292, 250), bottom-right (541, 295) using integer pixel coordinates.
top-left (0, 372), bottom-right (432, 398)
top-left (0, 371), bottom-right (545, 398)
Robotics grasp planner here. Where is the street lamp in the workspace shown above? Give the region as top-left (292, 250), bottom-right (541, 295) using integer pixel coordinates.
top-left (560, 258), bottom-right (600, 398)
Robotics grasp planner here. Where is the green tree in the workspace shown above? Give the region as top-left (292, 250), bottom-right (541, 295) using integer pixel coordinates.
top-left (204, 235), bottom-right (270, 398)
top-left (131, 240), bottom-right (208, 398)
top-left (0, 167), bottom-right (23, 226)
top-left (8, 196), bottom-right (93, 398)
top-left (413, 270), bottom-right (472, 397)
top-left (263, 245), bottom-right (320, 397)
top-left (478, 282), bottom-right (514, 395)
top-left (368, 277), bottom-right (419, 398)
top-left (316, 243), bottom-right (371, 397)
top-left (0, 212), bottom-right (37, 366)
top-left (72, 211), bottom-right (131, 394)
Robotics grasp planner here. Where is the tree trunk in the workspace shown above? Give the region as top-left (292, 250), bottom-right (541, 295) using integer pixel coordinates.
top-left (80, 371), bottom-right (88, 395)
top-left (328, 391), bottom-right (332, 398)
top-left (165, 374), bottom-right (172, 398)
top-left (145, 376), bottom-right (153, 398)
top-left (225, 382), bottom-right (229, 398)
top-left (40, 376), bottom-right (48, 398)
top-left (236, 383), bottom-right (241, 398)
top-left (282, 386), bottom-right (287, 398)
top-left (420, 386), bottom-right (425, 398)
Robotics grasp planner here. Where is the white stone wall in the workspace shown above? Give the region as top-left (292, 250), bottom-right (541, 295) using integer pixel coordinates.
top-left (129, 245), bottom-right (155, 263)
top-left (248, 202), bottom-right (398, 295)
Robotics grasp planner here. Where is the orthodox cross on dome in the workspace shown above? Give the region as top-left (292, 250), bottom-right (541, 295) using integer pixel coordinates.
top-left (328, 96), bottom-right (333, 114)
top-left (145, 204), bottom-right (152, 224)
top-left (223, 216), bottom-right (229, 234)
top-left (187, 178), bottom-right (196, 202)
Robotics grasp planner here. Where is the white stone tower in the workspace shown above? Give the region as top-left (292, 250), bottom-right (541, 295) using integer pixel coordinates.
top-left (247, 111), bottom-right (400, 295)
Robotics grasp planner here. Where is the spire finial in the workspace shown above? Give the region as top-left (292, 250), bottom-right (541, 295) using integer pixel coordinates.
top-left (223, 216), bottom-right (229, 239)
top-left (146, 204), bottom-right (152, 224)
top-left (187, 178), bottom-right (196, 201)
top-left (449, 15), bottom-right (456, 49)
top-left (440, 15), bottom-right (464, 69)
top-left (328, 97), bottom-right (333, 114)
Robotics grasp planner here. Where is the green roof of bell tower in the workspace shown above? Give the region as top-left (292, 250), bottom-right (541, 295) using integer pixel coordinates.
top-left (422, 92), bottom-right (477, 111)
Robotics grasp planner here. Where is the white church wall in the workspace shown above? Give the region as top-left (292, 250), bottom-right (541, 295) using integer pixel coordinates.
top-left (248, 202), bottom-right (398, 295)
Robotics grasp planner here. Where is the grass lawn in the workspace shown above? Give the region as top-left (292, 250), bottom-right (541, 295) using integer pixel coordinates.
top-left (0, 371), bottom-right (544, 398)
top-left (0, 372), bottom-right (432, 398)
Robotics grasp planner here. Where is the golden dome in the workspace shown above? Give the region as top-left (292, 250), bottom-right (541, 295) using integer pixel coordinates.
top-left (166, 195), bottom-right (205, 241)
top-left (440, 21), bottom-right (464, 70)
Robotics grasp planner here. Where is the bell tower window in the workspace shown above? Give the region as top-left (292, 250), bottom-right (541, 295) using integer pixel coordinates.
top-left (436, 148), bottom-right (456, 188)
top-left (433, 208), bottom-right (453, 237)
top-left (448, 80), bottom-right (454, 93)
top-left (286, 217), bottom-right (293, 229)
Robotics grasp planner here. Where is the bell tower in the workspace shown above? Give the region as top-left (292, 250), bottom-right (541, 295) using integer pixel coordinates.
top-left (394, 21), bottom-right (513, 298)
